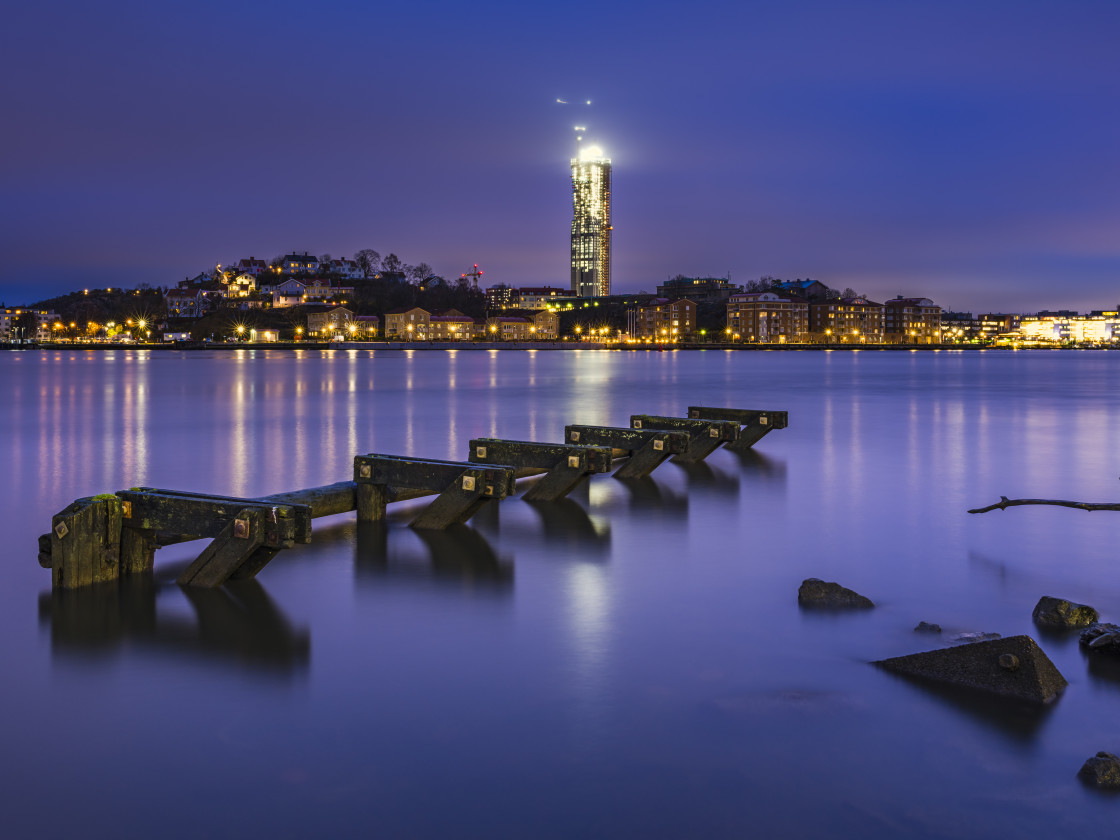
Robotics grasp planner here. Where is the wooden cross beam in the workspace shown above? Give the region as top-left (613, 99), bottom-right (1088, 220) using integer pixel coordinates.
top-left (563, 425), bottom-right (690, 479)
top-left (353, 454), bottom-right (517, 529)
top-left (116, 489), bottom-right (312, 587)
top-left (468, 438), bottom-right (613, 502)
top-left (629, 415), bottom-right (741, 462)
top-left (687, 406), bottom-right (788, 451)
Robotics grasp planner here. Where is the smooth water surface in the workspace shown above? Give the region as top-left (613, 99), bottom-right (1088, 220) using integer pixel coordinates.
top-left (3, 348), bottom-right (1119, 838)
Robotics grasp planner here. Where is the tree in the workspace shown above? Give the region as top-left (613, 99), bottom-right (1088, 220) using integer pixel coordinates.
top-left (354, 249), bottom-right (381, 279)
top-left (14, 311), bottom-right (38, 341)
top-left (408, 262), bottom-right (433, 285)
top-left (381, 253), bottom-right (403, 279)
top-left (842, 288), bottom-right (858, 299)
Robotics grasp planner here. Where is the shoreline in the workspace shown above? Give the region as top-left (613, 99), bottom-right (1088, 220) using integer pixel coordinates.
top-left (4, 340), bottom-right (1020, 352)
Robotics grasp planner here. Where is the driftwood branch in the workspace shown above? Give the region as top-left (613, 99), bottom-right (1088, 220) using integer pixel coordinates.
top-left (968, 496), bottom-right (1120, 514)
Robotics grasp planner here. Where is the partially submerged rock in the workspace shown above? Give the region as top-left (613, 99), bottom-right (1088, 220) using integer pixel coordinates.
top-left (950, 632), bottom-right (1001, 645)
top-left (1032, 596), bottom-right (1099, 630)
top-left (1080, 623), bottom-right (1120, 654)
top-left (1078, 752), bottom-right (1120, 789)
top-left (874, 635), bottom-right (1067, 704)
top-left (914, 621), bottom-right (942, 634)
top-left (798, 578), bottom-right (874, 609)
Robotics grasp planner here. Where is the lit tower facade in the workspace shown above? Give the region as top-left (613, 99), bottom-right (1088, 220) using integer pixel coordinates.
top-left (570, 145), bottom-right (612, 297)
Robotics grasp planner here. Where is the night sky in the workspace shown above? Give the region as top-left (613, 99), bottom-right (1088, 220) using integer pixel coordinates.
top-left (3, 0), bottom-right (1118, 313)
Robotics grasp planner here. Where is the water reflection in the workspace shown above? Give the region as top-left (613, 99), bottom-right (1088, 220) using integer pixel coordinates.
top-left (1081, 648), bottom-right (1120, 693)
top-left (612, 476), bottom-right (690, 519)
top-left (732, 449), bottom-right (789, 488)
top-left (875, 669), bottom-right (1059, 743)
top-left (669, 459), bottom-right (741, 497)
top-left (354, 522), bottom-right (512, 591)
top-left (38, 577), bottom-right (309, 675)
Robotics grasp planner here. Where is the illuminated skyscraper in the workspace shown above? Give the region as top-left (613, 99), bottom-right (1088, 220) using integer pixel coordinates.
top-left (570, 145), bottom-right (612, 297)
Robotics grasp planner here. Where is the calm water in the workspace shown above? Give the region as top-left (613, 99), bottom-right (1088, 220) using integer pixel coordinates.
top-left (3, 347), bottom-right (1119, 838)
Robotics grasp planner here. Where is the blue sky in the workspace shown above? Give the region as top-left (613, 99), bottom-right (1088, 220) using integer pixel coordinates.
top-left (2, 0), bottom-right (1118, 312)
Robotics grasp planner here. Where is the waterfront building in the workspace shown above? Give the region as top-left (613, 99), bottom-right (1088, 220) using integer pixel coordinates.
top-left (808, 297), bottom-right (885, 343)
top-left (884, 296), bottom-right (941, 343)
top-left (352, 315), bottom-right (381, 338)
top-left (977, 313), bottom-right (1021, 342)
top-left (726, 292), bottom-right (809, 343)
top-left (0, 308), bottom-right (58, 341)
top-left (629, 298), bottom-right (696, 340)
top-left (940, 311), bottom-right (979, 343)
top-left (384, 306), bottom-right (431, 339)
top-left (481, 309), bottom-right (560, 341)
top-left (655, 276), bottom-right (742, 304)
top-left (570, 145), bottom-right (612, 297)
top-left (1016, 315), bottom-right (1119, 344)
top-left (305, 305), bottom-right (354, 338)
top-left (429, 310), bottom-right (475, 340)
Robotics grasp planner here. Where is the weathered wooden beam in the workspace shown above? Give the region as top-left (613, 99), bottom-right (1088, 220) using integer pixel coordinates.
top-left (261, 481), bottom-right (357, 518)
top-left (630, 415), bottom-right (740, 462)
top-left (117, 489), bottom-right (312, 545)
top-left (178, 509), bottom-right (267, 587)
top-left (687, 406), bottom-right (788, 451)
top-left (564, 425), bottom-right (690, 479)
top-left (354, 454), bottom-right (517, 530)
top-left (468, 438), bottom-right (613, 502)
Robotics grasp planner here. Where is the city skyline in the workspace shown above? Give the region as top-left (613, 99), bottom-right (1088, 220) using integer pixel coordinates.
top-left (2, 1), bottom-right (1118, 313)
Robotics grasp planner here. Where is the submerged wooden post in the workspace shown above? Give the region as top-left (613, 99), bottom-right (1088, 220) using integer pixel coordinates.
top-left (46, 495), bottom-right (123, 589)
top-left (468, 439), bottom-right (613, 502)
top-left (564, 425), bottom-right (690, 479)
top-left (354, 455), bottom-right (516, 530)
top-left (687, 407), bottom-right (788, 451)
top-left (629, 415), bottom-right (740, 463)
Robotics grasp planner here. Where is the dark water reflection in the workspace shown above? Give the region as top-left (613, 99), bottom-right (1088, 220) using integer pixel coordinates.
top-left (4, 348), bottom-right (1120, 838)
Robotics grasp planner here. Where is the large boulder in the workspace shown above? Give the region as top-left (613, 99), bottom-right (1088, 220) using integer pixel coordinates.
top-left (874, 635), bottom-right (1067, 704)
top-left (1080, 623), bottom-right (1120, 655)
top-left (798, 578), bottom-right (874, 609)
top-left (1032, 596), bottom-right (1099, 630)
top-left (1078, 752), bottom-right (1120, 789)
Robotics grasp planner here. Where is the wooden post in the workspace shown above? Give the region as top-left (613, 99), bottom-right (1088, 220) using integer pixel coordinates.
top-left (48, 495), bottom-right (122, 589)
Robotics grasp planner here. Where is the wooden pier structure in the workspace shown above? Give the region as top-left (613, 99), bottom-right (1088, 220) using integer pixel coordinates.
top-left (39, 405), bottom-right (787, 590)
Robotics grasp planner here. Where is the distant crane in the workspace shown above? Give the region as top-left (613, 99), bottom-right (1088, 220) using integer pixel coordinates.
top-left (460, 264), bottom-right (483, 289)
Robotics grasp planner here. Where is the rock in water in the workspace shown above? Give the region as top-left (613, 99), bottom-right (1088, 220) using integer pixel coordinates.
top-left (1032, 596), bottom-right (1099, 629)
top-left (798, 578), bottom-right (874, 609)
top-left (1078, 752), bottom-right (1120, 789)
top-left (874, 635), bottom-right (1067, 704)
top-left (914, 621), bottom-right (942, 634)
top-left (1080, 623), bottom-right (1120, 654)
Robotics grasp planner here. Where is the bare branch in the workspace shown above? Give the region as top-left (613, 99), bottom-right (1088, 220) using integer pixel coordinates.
top-left (968, 496), bottom-right (1120, 514)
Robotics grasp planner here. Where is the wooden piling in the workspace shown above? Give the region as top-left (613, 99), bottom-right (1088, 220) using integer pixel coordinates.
top-left (687, 407), bottom-right (788, 451)
top-left (354, 455), bottom-right (517, 530)
top-left (468, 439), bottom-right (612, 502)
top-left (563, 426), bottom-right (690, 479)
top-left (629, 415), bottom-right (740, 462)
